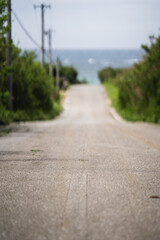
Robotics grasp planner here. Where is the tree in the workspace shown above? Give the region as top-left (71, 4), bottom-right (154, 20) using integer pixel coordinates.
top-left (0, 0), bottom-right (10, 109)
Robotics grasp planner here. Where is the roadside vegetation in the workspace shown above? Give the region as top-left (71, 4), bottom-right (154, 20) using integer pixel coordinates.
top-left (99, 36), bottom-right (160, 123)
top-left (0, 0), bottom-right (81, 125)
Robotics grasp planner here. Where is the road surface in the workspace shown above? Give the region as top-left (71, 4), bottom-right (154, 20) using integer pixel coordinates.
top-left (0, 85), bottom-right (160, 240)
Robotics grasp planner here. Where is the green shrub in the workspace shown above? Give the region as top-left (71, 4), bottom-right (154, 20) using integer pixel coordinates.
top-left (12, 50), bottom-right (54, 112)
top-left (98, 67), bottom-right (123, 83)
top-left (99, 35), bottom-right (160, 123)
top-left (0, 105), bottom-right (13, 125)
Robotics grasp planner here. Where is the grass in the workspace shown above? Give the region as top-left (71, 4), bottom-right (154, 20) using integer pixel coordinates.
top-left (104, 81), bottom-right (119, 109)
top-left (104, 81), bottom-right (144, 122)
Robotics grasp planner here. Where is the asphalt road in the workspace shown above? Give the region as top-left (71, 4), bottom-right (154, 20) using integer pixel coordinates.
top-left (0, 85), bottom-right (160, 240)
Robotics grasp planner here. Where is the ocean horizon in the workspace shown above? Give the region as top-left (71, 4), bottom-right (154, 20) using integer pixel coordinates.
top-left (36, 49), bottom-right (144, 84)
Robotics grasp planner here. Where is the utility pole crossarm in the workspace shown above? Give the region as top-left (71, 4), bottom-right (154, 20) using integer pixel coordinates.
top-left (34, 4), bottom-right (51, 9)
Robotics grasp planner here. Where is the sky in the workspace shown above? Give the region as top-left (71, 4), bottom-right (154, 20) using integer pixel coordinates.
top-left (12, 0), bottom-right (160, 50)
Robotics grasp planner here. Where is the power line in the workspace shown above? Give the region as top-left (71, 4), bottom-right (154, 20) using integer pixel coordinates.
top-left (25, 0), bottom-right (41, 39)
top-left (33, 4), bottom-right (41, 39)
top-left (12, 8), bottom-right (50, 61)
top-left (12, 9), bottom-right (41, 49)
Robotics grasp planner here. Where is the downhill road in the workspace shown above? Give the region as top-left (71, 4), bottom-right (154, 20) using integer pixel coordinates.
top-left (0, 85), bottom-right (160, 240)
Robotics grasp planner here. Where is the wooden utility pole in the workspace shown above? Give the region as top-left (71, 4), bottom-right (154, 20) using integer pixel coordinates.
top-left (56, 57), bottom-right (60, 95)
top-left (34, 4), bottom-right (51, 68)
top-left (45, 29), bottom-right (53, 76)
top-left (48, 30), bottom-right (53, 77)
top-left (7, 0), bottom-right (13, 110)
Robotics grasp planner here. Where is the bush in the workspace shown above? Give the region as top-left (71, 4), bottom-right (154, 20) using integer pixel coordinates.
top-left (0, 45), bottom-right (63, 124)
top-left (13, 49), bottom-right (54, 112)
top-left (46, 63), bottom-right (80, 88)
top-left (98, 67), bottom-right (123, 83)
top-left (99, 35), bottom-right (160, 123)
top-left (0, 105), bottom-right (13, 125)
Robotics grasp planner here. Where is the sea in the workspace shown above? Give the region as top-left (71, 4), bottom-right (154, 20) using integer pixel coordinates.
top-left (41, 49), bottom-right (144, 84)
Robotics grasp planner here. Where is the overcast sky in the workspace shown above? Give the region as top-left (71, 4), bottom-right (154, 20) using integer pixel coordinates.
top-left (12, 0), bottom-right (160, 50)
